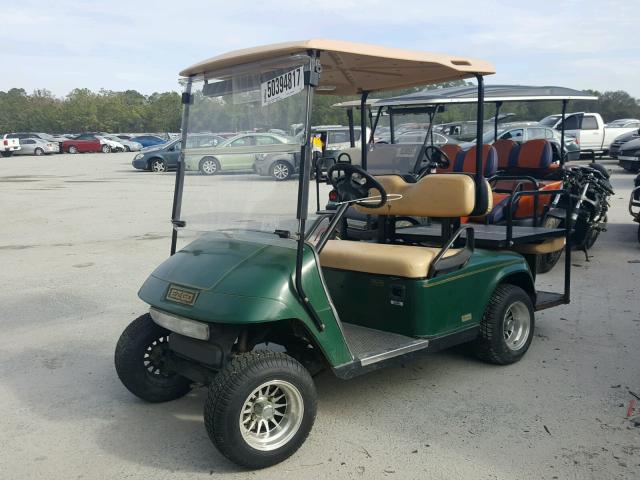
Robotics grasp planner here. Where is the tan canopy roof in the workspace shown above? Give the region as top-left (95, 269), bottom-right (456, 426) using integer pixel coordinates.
top-left (180, 39), bottom-right (494, 95)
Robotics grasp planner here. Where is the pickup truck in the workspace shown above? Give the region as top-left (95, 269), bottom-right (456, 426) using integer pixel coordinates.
top-left (1, 135), bottom-right (22, 157)
top-left (539, 112), bottom-right (638, 156)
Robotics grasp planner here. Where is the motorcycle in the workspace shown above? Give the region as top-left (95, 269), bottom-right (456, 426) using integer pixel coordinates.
top-left (542, 164), bottom-right (614, 268)
top-left (630, 173), bottom-right (640, 243)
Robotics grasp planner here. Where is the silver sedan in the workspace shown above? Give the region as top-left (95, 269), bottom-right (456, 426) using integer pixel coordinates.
top-left (15, 138), bottom-right (59, 155)
top-left (102, 135), bottom-right (143, 152)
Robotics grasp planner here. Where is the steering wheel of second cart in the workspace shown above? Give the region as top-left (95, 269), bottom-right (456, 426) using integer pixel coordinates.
top-left (327, 163), bottom-right (387, 209)
top-left (416, 145), bottom-right (451, 179)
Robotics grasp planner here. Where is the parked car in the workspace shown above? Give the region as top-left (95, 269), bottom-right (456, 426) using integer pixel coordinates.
top-left (462, 123), bottom-right (580, 161)
top-left (131, 134), bottom-right (226, 172)
top-left (96, 135), bottom-right (125, 153)
top-left (101, 135), bottom-right (142, 152)
top-left (4, 132), bottom-right (57, 142)
top-left (61, 133), bottom-right (105, 153)
top-left (130, 135), bottom-right (167, 148)
top-left (617, 137), bottom-right (640, 172)
top-left (539, 112), bottom-right (638, 156)
top-left (254, 151), bottom-right (301, 180)
top-left (13, 137), bottom-right (59, 155)
top-left (609, 129), bottom-right (640, 159)
top-left (1, 135), bottom-right (21, 156)
top-left (605, 119), bottom-right (640, 128)
top-left (184, 133), bottom-right (300, 175)
top-left (396, 130), bottom-right (460, 145)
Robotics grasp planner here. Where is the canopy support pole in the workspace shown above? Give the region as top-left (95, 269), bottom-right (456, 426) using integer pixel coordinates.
top-left (389, 109), bottom-right (395, 144)
top-left (494, 101), bottom-right (502, 142)
top-left (370, 107), bottom-right (382, 144)
top-left (474, 75), bottom-right (485, 183)
top-left (170, 78), bottom-right (192, 256)
top-left (560, 99), bottom-right (568, 165)
top-left (360, 91), bottom-right (369, 169)
top-left (347, 107), bottom-right (356, 148)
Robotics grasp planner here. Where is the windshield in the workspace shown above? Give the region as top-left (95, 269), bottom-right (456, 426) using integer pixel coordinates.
top-left (539, 115), bottom-right (560, 127)
top-left (178, 55), bottom-right (328, 241)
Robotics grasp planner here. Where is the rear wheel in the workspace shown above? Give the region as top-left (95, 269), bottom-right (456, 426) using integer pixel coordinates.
top-left (204, 352), bottom-right (316, 469)
top-left (271, 160), bottom-right (292, 181)
top-left (1, 151), bottom-right (12, 157)
top-left (199, 156), bottom-right (220, 175)
top-left (68, 145), bottom-right (79, 154)
top-left (34, 147), bottom-right (44, 156)
top-left (101, 144), bottom-right (111, 153)
top-left (472, 284), bottom-right (535, 365)
top-left (536, 216), bottom-right (563, 274)
top-left (149, 158), bottom-right (166, 172)
top-left (124, 145), bottom-right (131, 152)
top-left (114, 314), bottom-right (191, 402)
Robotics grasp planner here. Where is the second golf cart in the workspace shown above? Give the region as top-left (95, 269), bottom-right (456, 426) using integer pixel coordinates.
top-left (114, 39), bottom-right (572, 469)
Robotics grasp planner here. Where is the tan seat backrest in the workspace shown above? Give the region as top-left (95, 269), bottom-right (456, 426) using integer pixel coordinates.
top-left (355, 173), bottom-right (476, 217)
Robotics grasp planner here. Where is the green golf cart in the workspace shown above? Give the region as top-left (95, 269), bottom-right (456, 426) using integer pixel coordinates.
top-left (114, 39), bottom-right (572, 469)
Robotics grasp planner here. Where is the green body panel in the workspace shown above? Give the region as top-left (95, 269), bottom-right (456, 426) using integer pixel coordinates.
top-left (322, 249), bottom-right (532, 338)
top-left (138, 231), bottom-right (353, 366)
top-left (138, 230), bottom-right (533, 366)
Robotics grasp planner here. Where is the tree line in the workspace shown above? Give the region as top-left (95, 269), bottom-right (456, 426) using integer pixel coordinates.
top-left (1, 85), bottom-right (639, 135)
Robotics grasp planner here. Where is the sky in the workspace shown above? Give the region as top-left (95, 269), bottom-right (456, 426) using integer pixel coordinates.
top-left (2, 0), bottom-right (639, 98)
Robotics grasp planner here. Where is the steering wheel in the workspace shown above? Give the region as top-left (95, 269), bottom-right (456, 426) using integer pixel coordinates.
top-left (416, 146), bottom-right (450, 179)
top-left (327, 163), bottom-right (387, 209)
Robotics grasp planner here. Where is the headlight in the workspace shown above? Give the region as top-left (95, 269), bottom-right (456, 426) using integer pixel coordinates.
top-left (134, 153), bottom-right (144, 160)
top-left (149, 308), bottom-right (209, 340)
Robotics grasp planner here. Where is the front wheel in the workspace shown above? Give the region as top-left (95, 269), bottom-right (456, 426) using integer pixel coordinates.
top-left (199, 156), bottom-right (220, 175)
top-left (204, 352), bottom-right (317, 469)
top-left (149, 158), bottom-right (166, 172)
top-left (1, 151), bottom-right (12, 157)
top-left (271, 160), bottom-right (292, 181)
top-left (101, 144), bottom-right (111, 153)
top-left (114, 314), bottom-right (191, 402)
top-left (68, 145), bottom-right (79, 154)
top-left (472, 284), bottom-right (535, 365)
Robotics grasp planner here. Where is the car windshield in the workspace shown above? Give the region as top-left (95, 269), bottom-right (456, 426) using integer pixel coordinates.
top-left (178, 54), bottom-right (327, 239)
top-left (539, 115), bottom-right (561, 127)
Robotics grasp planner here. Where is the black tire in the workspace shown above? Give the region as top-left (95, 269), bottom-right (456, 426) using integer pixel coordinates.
top-left (124, 146), bottom-right (131, 152)
top-left (204, 352), bottom-right (317, 469)
top-left (114, 314), bottom-right (191, 402)
top-left (637, 224), bottom-right (640, 244)
top-left (1, 151), bottom-right (12, 157)
top-left (536, 216), bottom-right (563, 274)
top-left (199, 156), bottom-right (220, 175)
top-left (271, 160), bottom-right (293, 181)
top-left (68, 145), bottom-right (79, 154)
top-left (149, 158), bottom-right (166, 172)
top-left (34, 147), bottom-right (44, 156)
top-left (101, 144), bottom-right (111, 153)
top-left (472, 284), bottom-right (535, 365)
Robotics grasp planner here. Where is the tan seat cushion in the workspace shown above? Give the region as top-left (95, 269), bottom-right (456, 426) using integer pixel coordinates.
top-left (354, 174), bottom-right (477, 218)
top-left (320, 240), bottom-right (458, 278)
top-left (512, 236), bottom-right (565, 255)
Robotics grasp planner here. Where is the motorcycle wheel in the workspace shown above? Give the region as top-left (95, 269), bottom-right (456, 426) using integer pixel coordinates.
top-left (536, 216), bottom-right (563, 274)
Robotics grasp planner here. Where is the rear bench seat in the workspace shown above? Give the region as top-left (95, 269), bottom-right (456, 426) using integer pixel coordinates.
top-left (482, 139), bottom-right (563, 223)
top-left (320, 174), bottom-right (477, 278)
top-left (437, 144), bottom-right (498, 177)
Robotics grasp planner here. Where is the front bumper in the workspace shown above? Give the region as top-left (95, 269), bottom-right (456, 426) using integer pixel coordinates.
top-left (619, 155), bottom-right (640, 169)
top-left (132, 158), bottom-right (147, 170)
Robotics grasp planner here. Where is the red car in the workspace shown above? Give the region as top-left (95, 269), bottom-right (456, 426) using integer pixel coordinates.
top-left (61, 134), bottom-right (106, 154)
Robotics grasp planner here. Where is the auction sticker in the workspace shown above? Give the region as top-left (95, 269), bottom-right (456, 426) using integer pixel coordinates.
top-left (261, 66), bottom-right (304, 106)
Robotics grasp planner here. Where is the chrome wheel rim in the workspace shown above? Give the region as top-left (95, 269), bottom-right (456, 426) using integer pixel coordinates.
top-left (503, 301), bottom-right (531, 351)
top-left (202, 159), bottom-right (217, 174)
top-left (152, 161), bottom-right (165, 172)
top-left (273, 163), bottom-right (289, 180)
top-left (239, 380), bottom-right (303, 451)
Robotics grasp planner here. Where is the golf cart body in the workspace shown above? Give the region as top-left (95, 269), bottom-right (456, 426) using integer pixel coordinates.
top-left (115, 39), bottom-right (572, 469)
